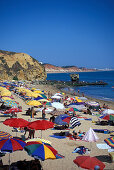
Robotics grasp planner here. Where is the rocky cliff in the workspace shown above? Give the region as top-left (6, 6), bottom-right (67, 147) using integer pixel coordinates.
top-left (44, 64), bottom-right (95, 73)
top-left (0, 50), bottom-right (47, 81)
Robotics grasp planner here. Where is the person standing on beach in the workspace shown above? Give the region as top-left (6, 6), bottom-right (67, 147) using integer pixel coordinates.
top-left (42, 107), bottom-right (46, 119)
top-left (78, 89), bottom-right (80, 96)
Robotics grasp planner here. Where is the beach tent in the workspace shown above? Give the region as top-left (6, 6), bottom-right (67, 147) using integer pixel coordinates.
top-left (82, 127), bottom-right (99, 142)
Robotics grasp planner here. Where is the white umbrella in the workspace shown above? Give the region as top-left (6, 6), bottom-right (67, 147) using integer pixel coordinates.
top-left (78, 97), bottom-right (87, 101)
top-left (51, 95), bottom-right (62, 99)
top-left (102, 109), bottom-right (114, 115)
top-left (51, 102), bottom-right (65, 109)
top-left (68, 104), bottom-right (86, 111)
top-left (54, 93), bottom-right (63, 97)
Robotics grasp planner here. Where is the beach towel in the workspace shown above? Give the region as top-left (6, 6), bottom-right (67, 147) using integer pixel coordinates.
top-left (72, 146), bottom-right (88, 155)
top-left (49, 135), bottom-right (66, 139)
top-left (85, 118), bottom-right (92, 121)
top-left (93, 129), bottom-right (110, 134)
top-left (96, 143), bottom-right (111, 149)
top-left (68, 135), bottom-right (81, 141)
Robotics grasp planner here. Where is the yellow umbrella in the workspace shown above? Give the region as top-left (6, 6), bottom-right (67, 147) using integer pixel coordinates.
top-left (2, 97), bottom-right (13, 101)
top-left (0, 91), bottom-right (11, 96)
top-left (25, 138), bottom-right (51, 144)
top-left (75, 97), bottom-right (83, 102)
top-left (34, 90), bottom-right (43, 94)
top-left (0, 87), bottom-right (6, 91)
top-left (26, 100), bottom-right (42, 106)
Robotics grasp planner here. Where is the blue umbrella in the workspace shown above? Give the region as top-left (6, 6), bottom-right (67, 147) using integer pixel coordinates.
top-left (34, 97), bottom-right (44, 100)
top-left (54, 114), bottom-right (70, 125)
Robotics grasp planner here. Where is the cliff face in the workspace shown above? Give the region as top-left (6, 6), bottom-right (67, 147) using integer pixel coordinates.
top-left (0, 50), bottom-right (47, 81)
top-left (44, 64), bottom-right (95, 73)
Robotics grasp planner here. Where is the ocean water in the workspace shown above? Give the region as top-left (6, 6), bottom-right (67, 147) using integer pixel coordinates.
top-left (47, 71), bottom-right (114, 101)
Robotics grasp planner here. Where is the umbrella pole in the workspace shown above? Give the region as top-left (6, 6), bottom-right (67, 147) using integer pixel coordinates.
top-left (41, 130), bottom-right (42, 138)
top-left (8, 153), bottom-right (10, 170)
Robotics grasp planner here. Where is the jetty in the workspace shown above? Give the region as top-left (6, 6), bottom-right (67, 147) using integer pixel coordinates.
top-left (37, 80), bottom-right (108, 87)
top-left (37, 73), bottom-right (108, 87)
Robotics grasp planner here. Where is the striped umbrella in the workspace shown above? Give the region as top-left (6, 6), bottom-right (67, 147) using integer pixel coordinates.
top-left (0, 131), bottom-right (12, 140)
top-left (104, 137), bottom-right (114, 148)
top-left (24, 141), bottom-right (64, 161)
top-left (0, 138), bottom-right (26, 165)
top-left (25, 138), bottom-right (52, 145)
top-left (70, 117), bottom-right (81, 129)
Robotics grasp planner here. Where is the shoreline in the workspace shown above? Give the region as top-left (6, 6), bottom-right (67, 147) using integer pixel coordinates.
top-left (46, 70), bottom-right (114, 74)
top-left (31, 83), bottom-right (114, 110)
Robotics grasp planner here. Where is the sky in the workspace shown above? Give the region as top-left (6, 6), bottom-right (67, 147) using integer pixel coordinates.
top-left (0, 0), bottom-right (114, 69)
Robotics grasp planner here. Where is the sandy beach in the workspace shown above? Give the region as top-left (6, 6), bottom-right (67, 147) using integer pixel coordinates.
top-left (0, 83), bottom-right (114, 170)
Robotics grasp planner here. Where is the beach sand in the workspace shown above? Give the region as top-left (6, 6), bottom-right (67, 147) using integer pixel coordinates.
top-left (0, 83), bottom-right (114, 170)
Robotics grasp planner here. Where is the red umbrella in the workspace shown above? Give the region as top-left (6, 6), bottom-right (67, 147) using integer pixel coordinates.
top-left (27, 120), bottom-right (54, 138)
top-left (73, 156), bottom-right (105, 170)
top-left (27, 120), bottom-right (54, 130)
top-left (4, 108), bottom-right (22, 114)
top-left (3, 118), bottom-right (29, 128)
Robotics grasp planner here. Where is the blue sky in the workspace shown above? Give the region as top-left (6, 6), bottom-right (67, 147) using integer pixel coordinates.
top-left (0, 0), bottom-right (114, 69)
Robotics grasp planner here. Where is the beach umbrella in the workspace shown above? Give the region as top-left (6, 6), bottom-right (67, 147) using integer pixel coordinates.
top-left (34, 97), bottom-right (44, 100)
top-left (24, 141), bottom-right (64, 161)
top-left (74, 97), bottom-right (83, 102)
top-left (3, 118), bottom-right (29, 128)
top-left (51, 95), bottom-right (61, 99)
top-left (1, 97), bottom-right (13, 101)
top-left (27, 120), bottom-right (54, 130)
top-left (26, 100), bottom-right (42, 106)
top-left (0, 90), bottom-right (11, 96)
top-left (4, 108), bottom-right (22, 114)
top-left (42, 102), bottom-right (52, 106)
top-left (86, 101), bottom-right (100, 106)
top-left (54, 114), bottom-right (71, 125)
top-left (73, 156), bottom-right (105, 170)
top-left (27, 120), bottom-right (54, 138)
top-left (0, 131), bottom-right (12, 140)
top-left (34, 90), bottom-right (43, 94)
top-left (104, 137), bottom-right (114, 148)
top-left (0, 138), bottom-right (26, 153)
top-left (0, 138), bottom-right (26, 166)
top-left (78, 97), bottom-right (87, 101)
top-left (66, 97), bottom-right (74, 101)
top-left (3, 100), bottom-right (18, 108)
top-left (70, 117), bottom-right (81, 129)
top-left (102, 109), bottom-right (114, 115)
top-left (66, 107), bottom-right (79, 112)
top-left (25, 138), bottom-right (52, 145)
top-left (40, 94), bottom-right (47, 99)
top-left (99, 114), bottom-right (114, 121)
top-left (68, 104), bottom-right (86, 111)
top-left (51, 102), bottom-right (65, 109)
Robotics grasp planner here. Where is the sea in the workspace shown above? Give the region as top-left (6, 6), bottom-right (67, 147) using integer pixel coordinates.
top-left (47, 71), bottom-right (114, 102)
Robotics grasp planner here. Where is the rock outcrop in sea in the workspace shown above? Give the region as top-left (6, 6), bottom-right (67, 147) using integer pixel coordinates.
top-left (0, 50), bottom-right (47, 81)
